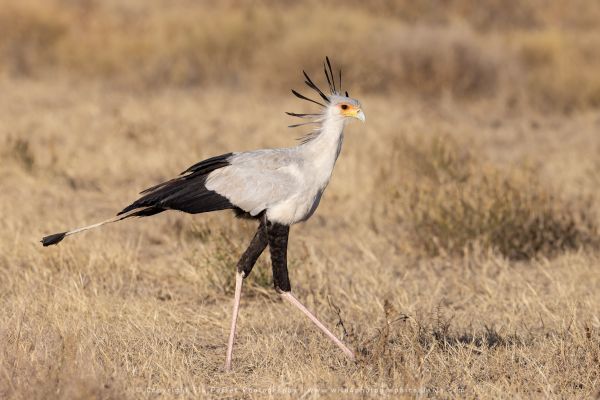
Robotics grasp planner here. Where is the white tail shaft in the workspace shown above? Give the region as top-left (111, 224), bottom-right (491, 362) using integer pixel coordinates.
top-left (41, 214), bottom-right (129, 246)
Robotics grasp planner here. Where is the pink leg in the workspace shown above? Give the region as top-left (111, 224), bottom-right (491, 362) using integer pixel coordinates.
top-left (225, 271), bottom-right (244, 371)
top-left (280, 291), bottom-right (355, 360)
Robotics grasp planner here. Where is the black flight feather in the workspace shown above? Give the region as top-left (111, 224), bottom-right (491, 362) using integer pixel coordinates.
top-left (119, 153), bottom-right (234, 216)
top-left (124, 206), bottom-right (165, 218)
top-left (180, 152), bottom-right (233, 176)
top-left (138, 153), bottom-right (232, 195)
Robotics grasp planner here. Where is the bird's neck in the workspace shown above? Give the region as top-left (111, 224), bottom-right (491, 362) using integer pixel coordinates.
top-left (300, 115), bottom-right (346, 183)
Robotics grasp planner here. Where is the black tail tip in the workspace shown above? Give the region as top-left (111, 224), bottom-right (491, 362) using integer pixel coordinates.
top-left (41, 232), bottom-right (67, 247)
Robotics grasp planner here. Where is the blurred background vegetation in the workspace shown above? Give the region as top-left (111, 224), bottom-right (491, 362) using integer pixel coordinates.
top-left (2, 0), bottom-right (600, 111)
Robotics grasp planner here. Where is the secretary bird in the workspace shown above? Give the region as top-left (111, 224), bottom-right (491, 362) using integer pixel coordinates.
top-left (41, 57), bottom-right (365, 370)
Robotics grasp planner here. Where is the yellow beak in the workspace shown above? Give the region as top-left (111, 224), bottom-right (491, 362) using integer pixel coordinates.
top-left (345, 108), bottom-right (365, 122)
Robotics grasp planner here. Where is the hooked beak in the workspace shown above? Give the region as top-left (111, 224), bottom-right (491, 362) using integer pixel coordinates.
top-left (342, 106), bottom-right (366, 122)
top-left (355, 109), bottom-right (366, 122)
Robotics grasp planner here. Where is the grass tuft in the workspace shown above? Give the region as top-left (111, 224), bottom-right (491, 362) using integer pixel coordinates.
top-left (384, 136), bottom-right (598, 259)
top-left (2, 136), bottom-right (35, 172)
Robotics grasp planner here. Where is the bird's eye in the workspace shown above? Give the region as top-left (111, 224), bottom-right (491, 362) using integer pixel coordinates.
top-left (341, 104), bottom-right (348, 110)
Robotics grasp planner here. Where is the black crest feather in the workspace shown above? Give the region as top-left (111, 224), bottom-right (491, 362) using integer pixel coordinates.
top-left (286, 112), bottom-right (321, 118)
top-left (325, 56), bottom-right (336, 93)
top-left (323, 63), bottom-right (334, 94)
top-left (291, 90), bottom-right (326, 108)
top-left (303, 71), bottom-right (330, 103)
top-left (287, 57), bottom-right (351, 130)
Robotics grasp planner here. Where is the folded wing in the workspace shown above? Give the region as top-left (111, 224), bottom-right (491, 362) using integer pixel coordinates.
top-left (206, 149), bottom-right (302, 217)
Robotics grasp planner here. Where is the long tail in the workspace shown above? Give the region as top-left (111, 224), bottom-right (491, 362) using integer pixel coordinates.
top-left (41, 152), bottom-right (235, 247)
top-left (41, 213), bottom-right (135, 247)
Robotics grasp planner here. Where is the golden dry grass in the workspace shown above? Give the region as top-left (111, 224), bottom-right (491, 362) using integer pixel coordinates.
top-left (1, 1), bottom-right (600, 399)
top-left (2, 0), bottom-right (600, 109)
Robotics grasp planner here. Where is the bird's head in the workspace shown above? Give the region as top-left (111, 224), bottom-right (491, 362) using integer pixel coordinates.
top-left (287, 57), bottom-right (365, 131)
top-left (328, 95), bottom-right (365, 123)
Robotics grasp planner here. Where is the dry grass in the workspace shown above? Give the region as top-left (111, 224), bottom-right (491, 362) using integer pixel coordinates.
top-left (382, 136), bottom-right (598, 259)
top-left (1, 0), bottom-right (600, 110)
top-left (1, 1), bottom-right (600, 399)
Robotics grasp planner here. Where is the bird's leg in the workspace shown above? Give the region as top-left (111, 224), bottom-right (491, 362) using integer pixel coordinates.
top-left (266, 220), bottom-right (355, 361)
top-left (225, 219), bottom-right (268, 371)
top-left (279, 292), bottom-right (355, 360)
top-left (225, 271), bottom-right (244, 372)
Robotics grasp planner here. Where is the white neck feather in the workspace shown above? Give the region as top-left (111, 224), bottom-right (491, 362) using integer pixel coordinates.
top-left (299, 110), bottom-right (346, 186)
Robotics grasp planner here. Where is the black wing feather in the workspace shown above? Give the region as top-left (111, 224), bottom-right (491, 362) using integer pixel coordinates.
top-left (179, 152), bottom-right (234, 176)
top-left (118, 153), bottom-right (234, 216)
